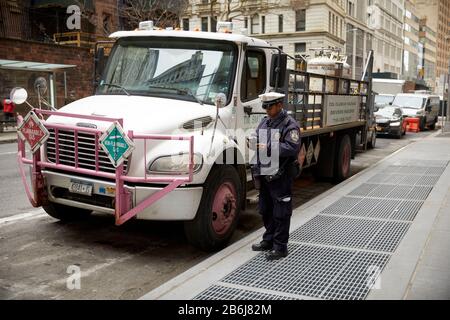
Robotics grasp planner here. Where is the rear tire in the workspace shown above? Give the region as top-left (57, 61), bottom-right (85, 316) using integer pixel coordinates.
top-left (334, 134), bottom-right (352, 183)
top-left (43, 202), bottom-right (92, 221)
top-left (184, 165), bottom-right (241, 252)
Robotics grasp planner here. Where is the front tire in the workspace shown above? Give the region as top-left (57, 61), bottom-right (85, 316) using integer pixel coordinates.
top-left (429, 118), bottom-right (437, 130)
top-left (184, 165), bottom-right (241, 252)
top-left (43, 202), bottom-right (92, 221)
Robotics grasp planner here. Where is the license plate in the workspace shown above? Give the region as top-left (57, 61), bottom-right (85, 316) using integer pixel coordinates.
top-left (69, 180), bottom-right (93, 196)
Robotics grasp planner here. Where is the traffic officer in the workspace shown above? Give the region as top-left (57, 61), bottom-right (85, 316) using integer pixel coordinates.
top-left (250, 92), bottom-right (301, 260)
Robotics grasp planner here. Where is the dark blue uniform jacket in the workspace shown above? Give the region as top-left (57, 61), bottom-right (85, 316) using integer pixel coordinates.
top-left (251, 109), bottom-right (301, 177)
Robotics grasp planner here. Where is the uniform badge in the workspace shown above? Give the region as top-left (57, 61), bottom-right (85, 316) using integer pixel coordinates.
top-left (290, 130), bottom-right (300, 143)
top-left (274, 132), bottom-right (281, 140)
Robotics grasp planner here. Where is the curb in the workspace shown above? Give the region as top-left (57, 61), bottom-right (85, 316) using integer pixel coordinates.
top-left (0, 138), bottom-right (17, 145)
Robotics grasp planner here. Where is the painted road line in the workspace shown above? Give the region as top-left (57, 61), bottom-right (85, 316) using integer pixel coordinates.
top-left (0, 210), bottom-right (47, 226)
top-left (0, 151), bottom-right (17, 156)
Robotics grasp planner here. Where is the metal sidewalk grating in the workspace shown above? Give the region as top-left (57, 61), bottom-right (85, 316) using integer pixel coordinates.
top-left (290, 215), bottom-right (339, 242)
top-left (308, 217), bottom-right (385, 250)
top-left (292, 216), bottom-right (409, 252)
top-left (194, 285), bottom-right (242, 300)
top-left (390, 200), bottom-right (424, 221)
top-left (191, 159), bottom-right (447, 301)
top-left (393, 160), bottom-right (449, 167)
top-left (348, 184), bottom-right (380, 197)
top-left (194, 285), bottom-right (298, 300)
top-left (221, 243), bottom-right (302, 287)
top-left (321, 250), bottom-right (390, 300)
top-left (320, 197), bottom-right (362, 215)
top-left (252, 245), bottom-right (356, 298)
top-left (366, 221), bottom-right (411, 252)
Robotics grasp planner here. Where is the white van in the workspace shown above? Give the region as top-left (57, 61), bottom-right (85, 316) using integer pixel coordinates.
top-left (392, 93), bottom-right (440, 130)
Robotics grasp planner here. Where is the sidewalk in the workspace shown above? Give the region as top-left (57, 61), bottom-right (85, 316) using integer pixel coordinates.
top-left (141, 132), bottom-right (450, 300)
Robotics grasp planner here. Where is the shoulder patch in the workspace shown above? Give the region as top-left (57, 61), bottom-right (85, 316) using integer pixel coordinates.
top-left (290, 130), bottom-right (300, 143)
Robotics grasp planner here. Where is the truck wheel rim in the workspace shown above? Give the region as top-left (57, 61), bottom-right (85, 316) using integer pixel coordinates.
top-left (342, 143), bottom-right (351, 177)
top-left (211, 182), bottom-right (237, 236)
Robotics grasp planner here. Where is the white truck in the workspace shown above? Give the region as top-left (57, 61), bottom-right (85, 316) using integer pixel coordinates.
top-left (15, 24), bottom-right (375, 251)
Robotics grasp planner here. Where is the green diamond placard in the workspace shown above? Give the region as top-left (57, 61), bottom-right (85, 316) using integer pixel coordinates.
top-left (99, 122), bottom-right (135, 168)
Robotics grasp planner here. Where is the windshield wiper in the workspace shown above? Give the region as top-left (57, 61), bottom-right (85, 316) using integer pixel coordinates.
top-left (148, 86), bottom-right (204, 105)
top-left (100, 83), bottom-right (131, 96)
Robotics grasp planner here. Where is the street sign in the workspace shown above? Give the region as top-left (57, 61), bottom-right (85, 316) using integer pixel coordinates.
top-left (17, 110), bottom-right (49, 154)
top-left (99, 122), bottom-right (135, 168)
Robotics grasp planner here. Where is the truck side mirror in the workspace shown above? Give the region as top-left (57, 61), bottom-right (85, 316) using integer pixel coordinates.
top-left (270, 53), bottom-right (287, 89)
top-left (10, 87), bottom-right (28, 105)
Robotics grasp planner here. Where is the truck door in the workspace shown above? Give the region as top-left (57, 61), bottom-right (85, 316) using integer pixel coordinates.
top-left (424, 97), bottom-right (438, 124)
top-left (237, 49), bottom-right (267, 162)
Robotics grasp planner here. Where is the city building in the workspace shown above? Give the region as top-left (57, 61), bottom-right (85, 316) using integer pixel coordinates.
top-left (369, 0), bottom-right (404, 79)
top-left (344, 0), bottom-right (374, 80)
top-left (418, 17), bottom-right (438, 91)
top-left (415, 0), bottom-right (450, 95)
top-left (0, 0), bottom-right (119, 46)
top-left (402, 0), bottom-right (421, 83)
top-left (182, 0), bottom-right (349, 71)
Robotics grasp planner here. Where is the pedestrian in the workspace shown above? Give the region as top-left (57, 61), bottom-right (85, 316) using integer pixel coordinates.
top-left (2, 98), bottom-right (16, 121)
top-left (250, 92), bottom-right (301, 260)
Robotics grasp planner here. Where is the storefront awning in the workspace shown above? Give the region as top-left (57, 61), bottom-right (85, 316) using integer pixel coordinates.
top-left (0, 59), bottom-right (76, 72)
top-left (31, 0), bottom-right (94, 11)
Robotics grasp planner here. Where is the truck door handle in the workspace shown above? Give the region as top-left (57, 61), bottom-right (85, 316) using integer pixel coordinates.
top-left (244, 106), bottom-right (253, 116)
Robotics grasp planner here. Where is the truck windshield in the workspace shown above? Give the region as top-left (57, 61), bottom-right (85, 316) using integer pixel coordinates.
top-left (97, 37), bottom-right (237, 105)
top-left (392, 96), bottom-right (425, 109)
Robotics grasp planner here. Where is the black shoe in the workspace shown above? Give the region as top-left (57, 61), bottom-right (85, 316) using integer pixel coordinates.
top-left (251, 241), bottom-right (273, 252)
top-left (265, 249), bottom-right (288, 261)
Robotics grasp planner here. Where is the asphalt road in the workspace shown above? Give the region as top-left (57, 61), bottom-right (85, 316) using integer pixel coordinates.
top-left (0, 130), bottom-right (433, 299)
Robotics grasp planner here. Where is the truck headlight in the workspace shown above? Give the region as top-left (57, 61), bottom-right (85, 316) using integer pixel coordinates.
top-left (148, 153), bottom-right (203, 174)
top-left (390, 122), bottom-right (401, 126)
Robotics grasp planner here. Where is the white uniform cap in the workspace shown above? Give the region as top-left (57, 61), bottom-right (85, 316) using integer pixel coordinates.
top-left (259, 92), bottom-right (285, 105)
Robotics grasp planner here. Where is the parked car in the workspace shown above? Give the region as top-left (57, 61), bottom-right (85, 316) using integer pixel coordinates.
top-left (375, 94), bottom-right (395, 110)
top-left (375, 106), bottom-right (407, 138)
top-left (392, 93), bottom-right (440, 130)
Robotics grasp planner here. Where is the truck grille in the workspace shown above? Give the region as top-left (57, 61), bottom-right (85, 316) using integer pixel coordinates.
top-left (46, 129), bottom-right (128, 174)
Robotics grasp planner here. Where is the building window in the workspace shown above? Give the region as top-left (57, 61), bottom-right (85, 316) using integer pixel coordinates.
top-left (211, 16), bottom-right (217, 32)
top-left (261, 16), bottom-right (265, 34)
top-left (182, 18), bottom-right (189, 31)
top-left (295, 42), bottom-right (306, 54)
top-left (331, 14), bottom-right (335, 35)
top-left (329, 12), bottom-right (331, 33)
top-left (251, 15), bottom-right (259, 34)
top-left (201, 17), bottom-right (208, 31)
top-left (102, 13), bottom-right (112, 34)
top-left (295, 9), bottom-right (306, 31)
top-left (279, 15), bottom-right (283, 33)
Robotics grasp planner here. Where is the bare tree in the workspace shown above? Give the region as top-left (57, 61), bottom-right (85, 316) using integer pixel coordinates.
top-left (120, 0), bottom-right (189, 30)
top-left (207, 0), bottom-right (283, 23)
